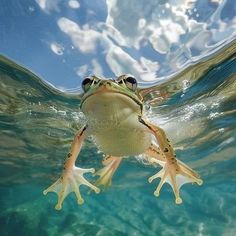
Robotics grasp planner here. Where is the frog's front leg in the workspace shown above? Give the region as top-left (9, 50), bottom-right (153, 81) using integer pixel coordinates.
top-left (43, 125), bottom-right (100, 210)
top-left (140, 118), bottom-right (203, 204)
top-left (94, 155), bottom-right (122, 190)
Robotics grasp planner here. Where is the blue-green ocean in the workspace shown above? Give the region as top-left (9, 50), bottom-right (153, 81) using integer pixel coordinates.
top-left (1, 41), bottom-right (236, 236)
top-left (1, 1), bottom-right (236, 236)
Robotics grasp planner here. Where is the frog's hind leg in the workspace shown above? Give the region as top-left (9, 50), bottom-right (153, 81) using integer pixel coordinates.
top-left (144, 143), bottom-right (166, 164)
top-left (94, 155), bottom-right (122, 190)
top-left (140, 118), bottom-right (203, 204)
top-left (146, 147), bottom-right (202, 204)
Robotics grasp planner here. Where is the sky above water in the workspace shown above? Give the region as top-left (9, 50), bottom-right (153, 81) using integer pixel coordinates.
top-left (0, 0), bottom-right (235, 89)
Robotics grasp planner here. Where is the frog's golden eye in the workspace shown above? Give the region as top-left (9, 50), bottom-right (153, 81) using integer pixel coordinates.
top-left (82, 77), bottom-right (93, 92)
top-left (123, 76), bottom-right (137, 91)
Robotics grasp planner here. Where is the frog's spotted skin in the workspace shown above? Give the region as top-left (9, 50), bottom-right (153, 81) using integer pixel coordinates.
top-left (44, 74), bottom-right (203, 210)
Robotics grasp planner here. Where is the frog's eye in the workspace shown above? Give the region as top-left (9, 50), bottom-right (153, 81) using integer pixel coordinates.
top-left (123, 76), bottom-right (137, 91)
top-left (82, 77), bottom-right (93, 92)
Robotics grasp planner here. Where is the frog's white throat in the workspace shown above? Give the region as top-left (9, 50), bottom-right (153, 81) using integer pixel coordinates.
top-left (81, 92), bottom-right (141, 126)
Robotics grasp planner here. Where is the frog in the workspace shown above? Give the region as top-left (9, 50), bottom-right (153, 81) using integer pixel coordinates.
top-left (43, 74), bottom-right (203, 210)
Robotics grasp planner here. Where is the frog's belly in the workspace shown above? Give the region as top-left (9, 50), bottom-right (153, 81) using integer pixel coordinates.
top-left (92, 124), bottom-right (152, 156)
top-left (83, 92), bottom-right (152, 156)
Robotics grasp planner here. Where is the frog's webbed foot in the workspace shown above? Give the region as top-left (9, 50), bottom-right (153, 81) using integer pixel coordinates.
top-left (148, 158), bottom-right (203, 204)
top-left (94, 156), bottom-right (122, 190)
top-left (43, 166), bottom-right (100, 210)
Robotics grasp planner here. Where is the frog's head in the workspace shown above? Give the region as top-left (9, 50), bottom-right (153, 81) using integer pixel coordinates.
top-left (80, 74), bottom-right (143, 109)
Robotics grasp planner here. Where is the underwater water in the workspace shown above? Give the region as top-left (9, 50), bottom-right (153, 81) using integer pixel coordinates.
top-left (1, 0), bottom-right (236, 236)
top-left (1, 41), bottom-right (236, 236)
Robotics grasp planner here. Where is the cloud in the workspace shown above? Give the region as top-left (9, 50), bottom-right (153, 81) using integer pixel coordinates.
top-left (50, 42), bottom-right (64, 55)
top-left (103, 0), bottom-right (236, 82)
top-left (106, 45), bottom-right (158, 81)
top-left (68, 0), bottom-right (80, 9)
top-left (57, 16), bottom-right (164, 81)
top-left (106, 0), bottom-right (197, 54)
top-left (105, 0), bottom-right (236, 57)
top-left (91, 59), bottom-right (104, 77)
top-left (76, 65), bottom-right (88, 77)
top-left (57, 17), bottom-right (101, 53)
top-left (35, 0), bottom-right (60, 13)
top-left (56, 0), bottom-right (236, 83)
top-left (75, 60), bottom-right (103, 78)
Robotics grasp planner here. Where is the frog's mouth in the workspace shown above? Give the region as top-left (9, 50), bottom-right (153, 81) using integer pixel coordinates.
top-left (80, 82), bottom-right (143, 111)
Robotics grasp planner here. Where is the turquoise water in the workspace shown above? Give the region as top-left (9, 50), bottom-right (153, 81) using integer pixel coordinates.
top-left (1, 41), bottom-right (236, 235)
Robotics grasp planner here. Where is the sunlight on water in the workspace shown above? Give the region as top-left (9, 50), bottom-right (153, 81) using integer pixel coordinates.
top-left (1, 0), bottom-right (236, 235)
